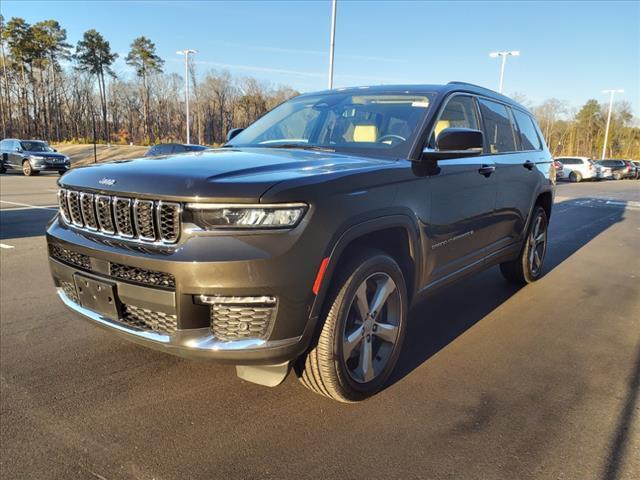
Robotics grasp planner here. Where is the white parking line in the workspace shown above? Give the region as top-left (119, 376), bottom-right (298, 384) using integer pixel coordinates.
top-left (0, 243), bottom-right (15, 249)
top-left (0, 200), bottom-right (57, 210)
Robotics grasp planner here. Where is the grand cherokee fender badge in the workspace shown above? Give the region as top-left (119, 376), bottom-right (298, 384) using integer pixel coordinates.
top-left (98, 177), bottom-right (116, 186)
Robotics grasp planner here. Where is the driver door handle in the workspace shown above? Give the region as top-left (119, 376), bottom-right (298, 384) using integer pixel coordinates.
top-left (478, 165), bottom-right (496, 177)
top-left (523, 160), bottom-right (535, 170)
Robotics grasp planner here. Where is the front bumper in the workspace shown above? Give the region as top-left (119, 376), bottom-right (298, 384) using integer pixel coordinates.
top-left (34, 162), bottom-right (69, 171)
top-left (47, 215), bottom-right (323, 365)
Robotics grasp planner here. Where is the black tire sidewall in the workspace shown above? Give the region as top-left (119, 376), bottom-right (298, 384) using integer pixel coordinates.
top-left (330, 253), bottom-right (408, 399)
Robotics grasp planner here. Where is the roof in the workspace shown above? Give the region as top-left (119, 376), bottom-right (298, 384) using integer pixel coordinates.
top-left (300, 82), bottom-right (525, 110)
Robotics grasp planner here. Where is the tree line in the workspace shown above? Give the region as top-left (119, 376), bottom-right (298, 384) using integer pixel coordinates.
top-left (1, 14), bottom-right (638, 158)
top-left (0, 15), bottom-right (297, 146)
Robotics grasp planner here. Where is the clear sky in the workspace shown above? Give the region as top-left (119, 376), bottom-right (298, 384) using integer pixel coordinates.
top-left (2, 0), bottom-right (639, 114)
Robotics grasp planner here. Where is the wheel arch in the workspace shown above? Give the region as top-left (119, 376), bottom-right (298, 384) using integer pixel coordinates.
top-left (309, 214), bottom-right (421, 321)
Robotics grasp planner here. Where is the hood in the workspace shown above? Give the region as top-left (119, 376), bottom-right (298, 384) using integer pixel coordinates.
top-left (27, 151), bottom-right (67, 160)
top-left (59, 147), bottom-right (390, 201)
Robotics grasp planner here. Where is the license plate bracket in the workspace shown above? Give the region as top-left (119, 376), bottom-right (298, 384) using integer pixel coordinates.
top-left (73, 273), bottom-right (120, 320)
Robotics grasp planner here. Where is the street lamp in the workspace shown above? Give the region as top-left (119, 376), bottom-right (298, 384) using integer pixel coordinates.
top-left (328, 0), bottom-right (337, 89)
top-left (601, 89), bottom-right (624, 160)
top-left (489, 50), bottom-right (520, 93)
top-left (177, 49), bottom-right (198, 144)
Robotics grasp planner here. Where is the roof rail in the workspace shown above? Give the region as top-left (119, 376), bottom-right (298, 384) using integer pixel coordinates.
top-left (447, 81), bottom-right (493, 90)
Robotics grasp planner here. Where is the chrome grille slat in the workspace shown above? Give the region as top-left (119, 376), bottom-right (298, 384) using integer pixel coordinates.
top-left (57, 189), bottom-right (180, 244)
top-left (157, 201), bottom-right (181, 244)
top-left (133, 199), bottom-right (156, 241)
top-left (66, 191), bottom-right (83, 227)
top-left (113, 197), bottom-right (134, 238)
top-left (96, 195), bottom-right (115, 234)
top-left (80, 192), bottom-right (98, 230)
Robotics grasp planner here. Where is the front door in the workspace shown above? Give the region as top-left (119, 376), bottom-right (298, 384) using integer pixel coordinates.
top-left (422, 95), bottom-right (499, 283)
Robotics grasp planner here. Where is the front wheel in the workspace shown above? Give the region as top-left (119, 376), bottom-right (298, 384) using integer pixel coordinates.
top-left (22, 160), bottom-right (37, 176)
top-left (296, 250), bottom-right (408, 402)
top-left (500, 206), bottom-right (548, 284)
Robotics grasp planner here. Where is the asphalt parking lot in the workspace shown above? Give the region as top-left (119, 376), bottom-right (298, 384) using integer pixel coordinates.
top-left (1, 173), bottom-right (639, 480)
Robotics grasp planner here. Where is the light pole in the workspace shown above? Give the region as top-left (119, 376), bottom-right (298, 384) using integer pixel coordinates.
top-left (601, 89), bottom-right (624, 160)
top-left (177, 49), bottom-right (197, 144)
top-left (328, 0), bottom-right (337, 89)
top-left (489, 50), bottom-right (520, 93)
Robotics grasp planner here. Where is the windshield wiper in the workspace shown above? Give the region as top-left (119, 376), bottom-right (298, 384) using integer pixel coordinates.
top-left (265, 143), bottom-right (335, 152)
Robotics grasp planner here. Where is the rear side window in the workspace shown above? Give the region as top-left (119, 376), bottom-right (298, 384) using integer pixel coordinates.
top-left (478, 99), bottom-right (517, 153)
top-left (512, 110), bottom-right (542, 151)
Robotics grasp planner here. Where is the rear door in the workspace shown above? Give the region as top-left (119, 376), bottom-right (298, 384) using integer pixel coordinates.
top-left (424, 94), bottom-right (499, 282)
top-left (482, 100), bottom-right (542, 245)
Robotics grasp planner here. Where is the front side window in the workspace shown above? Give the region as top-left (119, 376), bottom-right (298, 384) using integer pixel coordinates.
top-left (430, 95), bottom-right (479, 146)
top-left (227, 92), bottom-right (435, 159)
top-left (478, 99), bottom-right (517, 153)
top-left (513, 109), bottom-right (542, 151)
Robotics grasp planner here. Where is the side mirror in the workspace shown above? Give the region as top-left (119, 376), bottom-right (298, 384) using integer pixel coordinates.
top-left (226, 128), bottom-right (244, 142)
top-left (421, 128), bottom-right (484, 161)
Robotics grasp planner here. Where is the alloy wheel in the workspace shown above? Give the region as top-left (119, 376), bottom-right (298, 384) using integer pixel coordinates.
top-left (528, 213), bottom-right (547, 276)
top-left (342, 272), bottom-right (401, 384)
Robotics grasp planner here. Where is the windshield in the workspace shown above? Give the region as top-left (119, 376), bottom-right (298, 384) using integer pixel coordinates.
top-left (21, 141), bottom-right (53, 152)
top-left (227, 91), bottom-right (435, 158)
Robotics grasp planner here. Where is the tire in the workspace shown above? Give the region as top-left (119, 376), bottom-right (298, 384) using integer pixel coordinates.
top-left (296, 250), bottom-right (408, 402)
top-left (569, 171), bottom-right (582, 183)
top-left (500, 206), bottom-right (548, 285)
top-left (22, 160), bottom-right (36, 176)
top-left (613, 172), bottom-right (622, 181)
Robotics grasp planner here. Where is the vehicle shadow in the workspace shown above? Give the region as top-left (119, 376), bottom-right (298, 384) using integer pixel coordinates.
top-left (389, 197), bottom-right (628, 385)
top-left (0, 207), bottom-right (56, 240)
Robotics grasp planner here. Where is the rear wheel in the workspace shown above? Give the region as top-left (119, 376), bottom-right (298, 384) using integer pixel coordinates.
top-left (296, 250), bottom-right (408, 402)
top-left (500, 206), bottom-right (548, 285)
top-left (570, 171), bottom-right (582, 183)
top-left (613, 172), bottom-right (622, 180)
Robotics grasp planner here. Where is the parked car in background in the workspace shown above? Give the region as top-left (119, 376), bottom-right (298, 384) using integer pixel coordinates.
top-left (631, 161), bottom-right (640, 179)
top-left (553, 159), bottom-right (565, 180)
top-left (0, 138), bottom-right (70, 176)
top-left (554, 156), bottom-right (595, 182)
top-left (623, 160), bottom-right (639, 179)
top-left (596, 159), bottom-right (631, 180)
top-left (144, 143), bottom-right (208, 157)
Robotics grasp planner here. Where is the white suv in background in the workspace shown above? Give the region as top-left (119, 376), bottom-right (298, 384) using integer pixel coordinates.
top-left (554, 157), bottom-right (596, 182)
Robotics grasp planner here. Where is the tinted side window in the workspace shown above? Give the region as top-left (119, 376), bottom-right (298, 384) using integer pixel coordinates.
top-left (431, 95), bottom-right (479, 145)
top-left (478, 99), bottom-right (517, 153)
top-left (513, 109), bottom-right (541, 151)
top-left (172, 145), bottom-right (186, 153)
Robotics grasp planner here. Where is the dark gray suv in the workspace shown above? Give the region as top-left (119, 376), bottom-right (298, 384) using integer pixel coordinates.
top-left (0, 139), bottom-right (70, 175)
top-left (47, 82), bottom-right (555, 402)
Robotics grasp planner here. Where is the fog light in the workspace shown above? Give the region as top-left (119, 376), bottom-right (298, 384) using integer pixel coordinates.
top-left (197, 295), bottom-right (278, 341)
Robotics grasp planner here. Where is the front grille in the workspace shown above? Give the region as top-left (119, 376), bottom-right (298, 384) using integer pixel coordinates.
top-left (60, 281), bottom-right (78, 302)
top-left (210, 303), bottom-right (276, 340)
top-left (121, 304), bottom-right (177, 334)
top-left (109, 262), bottom-right (175, 289)
top-left (58, 189), bottom-right (180, 244)
top-left (49, 244), bottom-right (91, 270)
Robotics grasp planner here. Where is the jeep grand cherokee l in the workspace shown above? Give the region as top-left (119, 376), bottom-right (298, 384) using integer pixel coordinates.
top-left (47, 82), bottom-right (554, 402)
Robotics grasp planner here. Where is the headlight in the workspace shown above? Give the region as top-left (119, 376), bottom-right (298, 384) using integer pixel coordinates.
top-left (187, 203), bottom-right (307, 230)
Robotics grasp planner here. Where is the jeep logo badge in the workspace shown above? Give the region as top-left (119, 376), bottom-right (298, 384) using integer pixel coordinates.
top-left (98, 177), bottom-right (116, 186)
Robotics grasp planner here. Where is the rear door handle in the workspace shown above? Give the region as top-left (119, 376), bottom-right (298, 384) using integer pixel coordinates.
top-left (523, 160), bottom-right (535, 170)
top-left (478, 165), bottom-right (496, 177)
